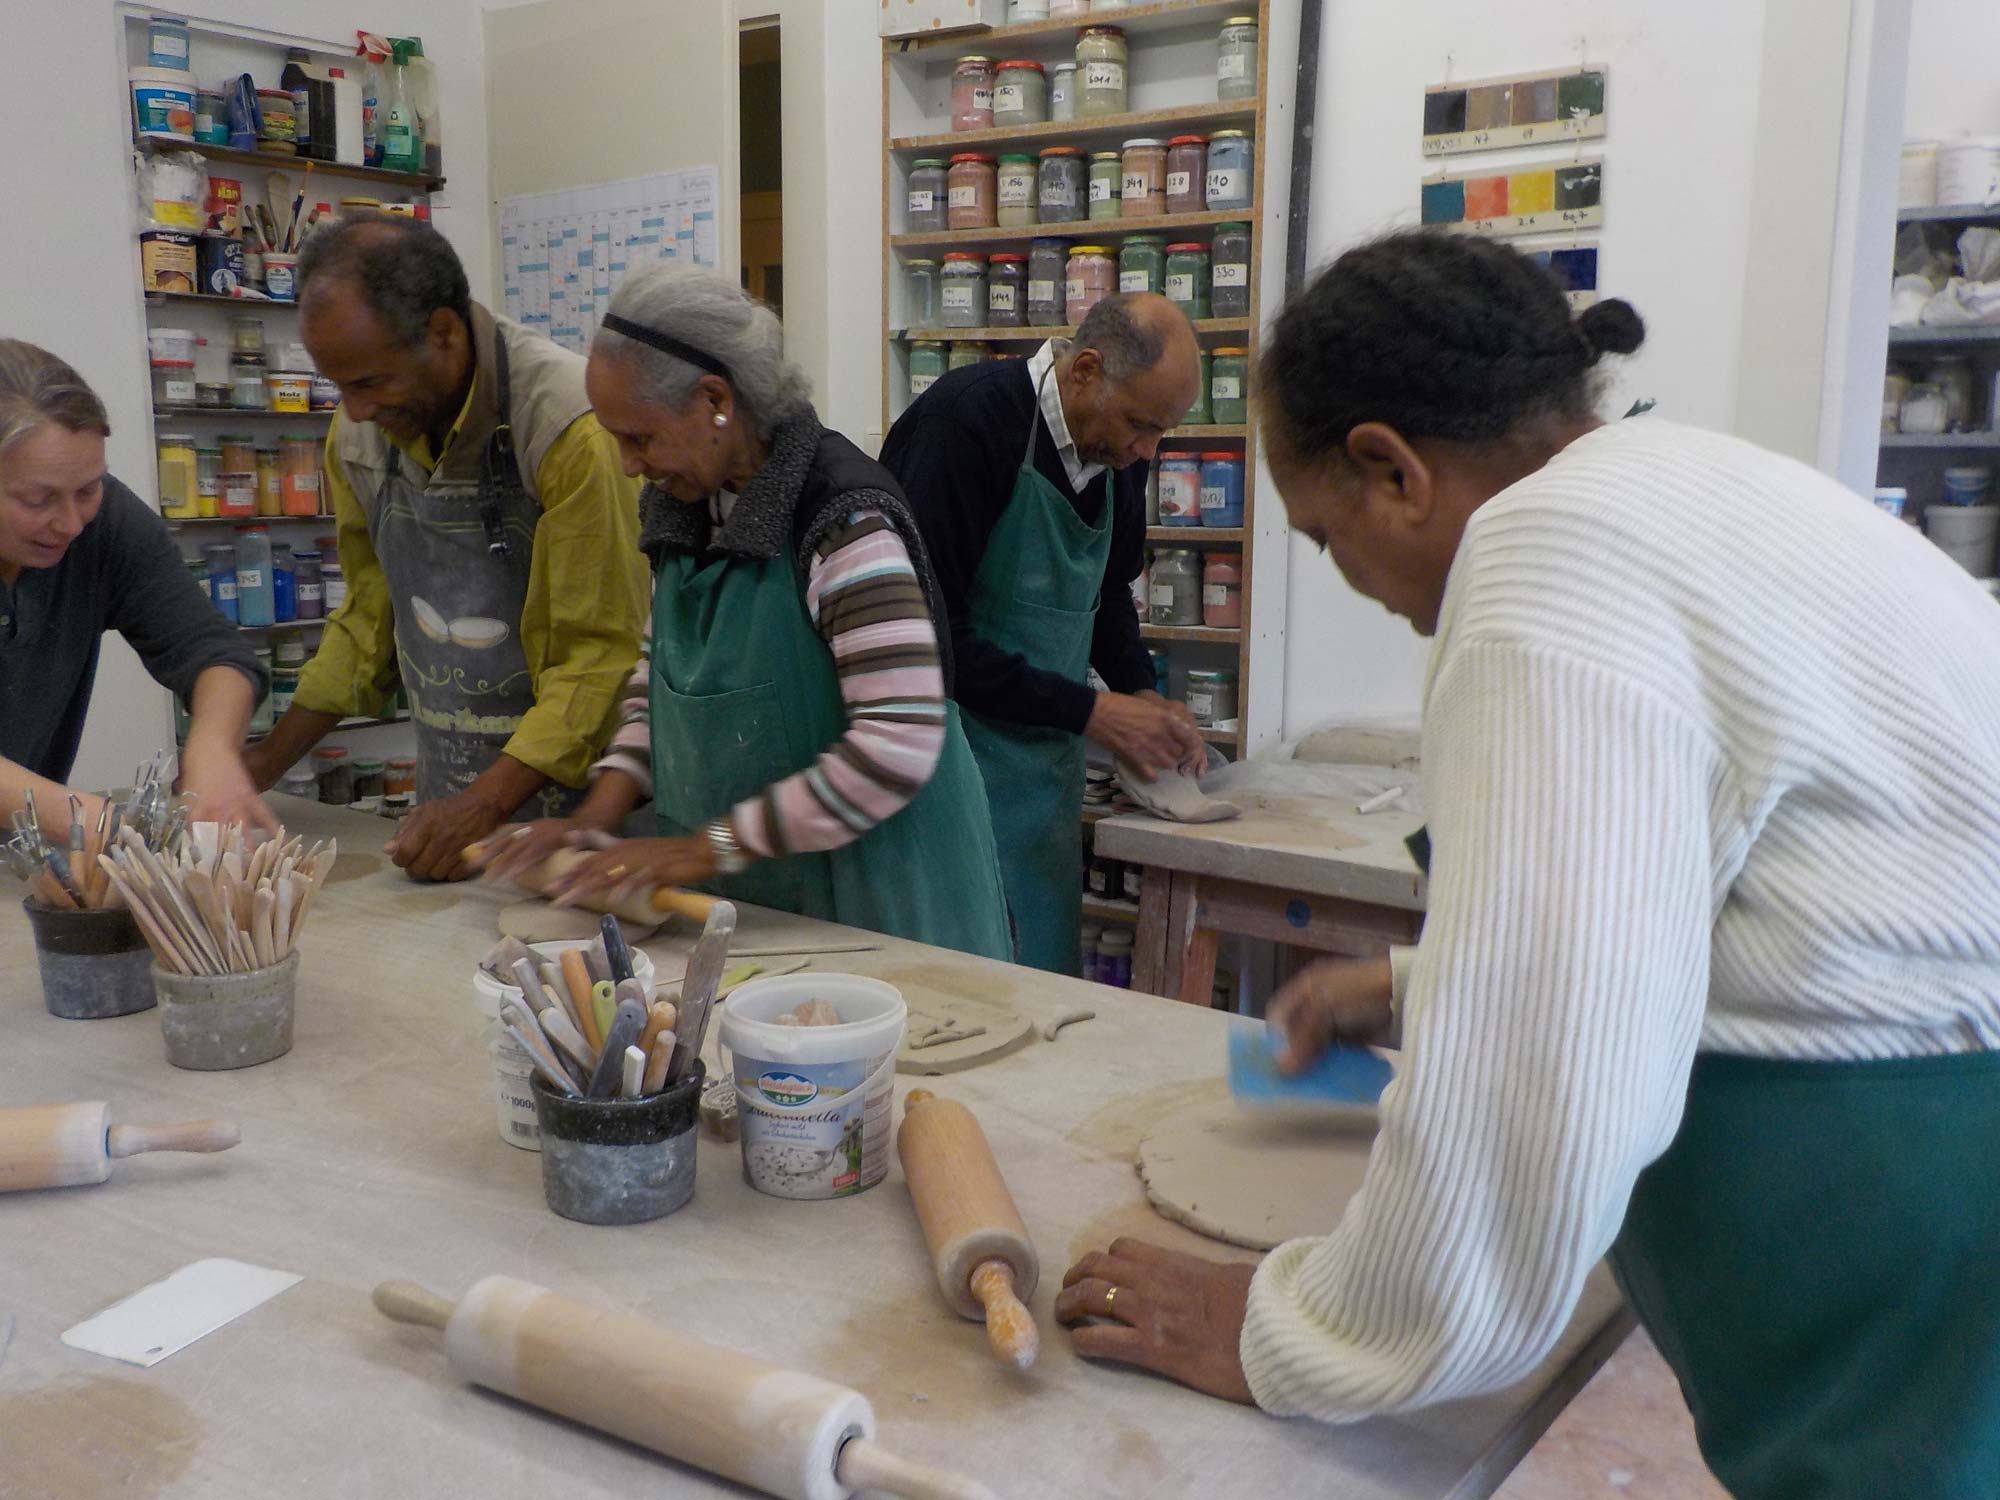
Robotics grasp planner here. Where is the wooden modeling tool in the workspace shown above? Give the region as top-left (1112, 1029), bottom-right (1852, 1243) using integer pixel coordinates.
top-left (374, 1276), bottom-right (996, 1500)
top-left (560, 949), bottom-right (600, 1050)
top-left (896, 1091), bottom-right (1040, 1370)
top-left (466, 844), bottom-right (719, 925)
top-left (667, 901), bottom-right (736, 1084)
top-left (0, 1102), bottom-right (240, 1192)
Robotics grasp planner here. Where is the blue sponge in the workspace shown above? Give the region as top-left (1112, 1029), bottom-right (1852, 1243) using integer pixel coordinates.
top-left (1227, 1022), bottom-right (1393, 1113)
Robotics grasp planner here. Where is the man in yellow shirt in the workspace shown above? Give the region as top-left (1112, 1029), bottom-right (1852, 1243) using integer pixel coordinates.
top-left (245, 213), bottom-right (647, 881)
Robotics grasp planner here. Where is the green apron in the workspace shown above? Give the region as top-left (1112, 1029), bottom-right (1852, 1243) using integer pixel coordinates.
top-left (958, 371), bottom-right (1114, 975)
top-left (1403, 828), bottom-right (2000, 1495)
top-left (646, 540), bottom-right (1012, 962)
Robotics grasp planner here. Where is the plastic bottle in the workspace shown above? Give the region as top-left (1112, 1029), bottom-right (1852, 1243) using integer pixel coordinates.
top-left (381, 41), bottom-right (420, 173)
top-left (356, 32), bottom-right (390, 167)
top-left (394, 36), bottom-right (442, 180)
top-left (326, 65), bottom-right (365, 166)
top-left (235, 524), bottom-right (275, 627)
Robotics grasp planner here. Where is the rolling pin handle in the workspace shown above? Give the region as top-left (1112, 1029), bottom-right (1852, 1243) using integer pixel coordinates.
top-left (649, 886), bottom-right (717, 921)
top-left (835, 1437), bottom-right (999, 1500)
top-left (372, 1280), bottom-right (455, 1331)
top-left (104, 1120), bottom-right (241, 1158)
top-left (969, 1259), bottom-right (1039, 1371)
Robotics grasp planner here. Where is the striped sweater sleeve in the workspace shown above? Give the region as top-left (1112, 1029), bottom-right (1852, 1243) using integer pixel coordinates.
top-left (1240, 638), bottom-right (1722, 1419)
top-left (730, 511), bottom-right (949, 858)
top-left (589, 638), bottom-right (653, 792)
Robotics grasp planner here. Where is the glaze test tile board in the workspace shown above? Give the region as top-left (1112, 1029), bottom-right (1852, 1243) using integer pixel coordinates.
top-left (1422, 68), bottom-right (1607, 156)
top-left (1421, 161), bottom-right (1604, 239)
top-left (500, 167), bottom-right (720, 354)
top-left (1525, 241), bottom-right (1601, 309)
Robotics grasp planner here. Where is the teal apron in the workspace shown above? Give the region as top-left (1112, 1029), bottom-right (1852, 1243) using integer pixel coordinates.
top-left (1405, 828), bottom-right (2000, 1495)
top-left (646, 533), bottom-right (1012, 962)
top-left (363, 336), bottom-right (579, 817)
top-left (958, 370), bottom-right (1114, 975)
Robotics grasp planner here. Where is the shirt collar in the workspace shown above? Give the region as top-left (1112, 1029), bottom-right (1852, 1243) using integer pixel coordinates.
top-left (1027, 339), bottom-right (1106, 492)
top-left (395, 377), bottom-right (477, 475)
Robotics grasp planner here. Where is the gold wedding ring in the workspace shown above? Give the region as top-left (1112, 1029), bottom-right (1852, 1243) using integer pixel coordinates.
top-left (607, 863), bottom-right (630, 880)
top-left (1104, 1285), bottom-right (1120, 1310)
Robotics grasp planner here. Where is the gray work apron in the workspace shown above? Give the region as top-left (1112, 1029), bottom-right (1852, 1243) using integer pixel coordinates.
top-left (358, 337), bottom-right (581, 817)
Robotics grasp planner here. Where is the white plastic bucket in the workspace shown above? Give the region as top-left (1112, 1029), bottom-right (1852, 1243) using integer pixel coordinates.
top-left (130, 66), bottom-right (196, 141)
top-left (1937, 138), bottom-right (2000, 209)
top-left (718, 974), bottom-right (906, 1200)
top-left (469, 939), bottom-right (659, 1151)
top-left (148, 327), bottom-right (198, 364)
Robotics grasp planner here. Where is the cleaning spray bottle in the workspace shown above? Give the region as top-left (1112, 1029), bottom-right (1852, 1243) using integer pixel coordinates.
top-left (380, 38), bottom-right (420, 174)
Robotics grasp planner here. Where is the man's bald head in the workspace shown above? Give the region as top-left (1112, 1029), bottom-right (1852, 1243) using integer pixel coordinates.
top-left (1057, 294), bottom-right (1202, 469)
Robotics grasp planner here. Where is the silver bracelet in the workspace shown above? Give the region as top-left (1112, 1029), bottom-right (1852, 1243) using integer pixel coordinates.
top-left (702, 816), bottom-right (750, 875)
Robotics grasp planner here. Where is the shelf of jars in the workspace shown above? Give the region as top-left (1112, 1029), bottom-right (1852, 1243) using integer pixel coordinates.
top-left (891, 100), bottom-right (1256, 155)
top-left (894, 0), bottom-right (1255, 52)
top-left (892, 207), bottom-right (1244, 250)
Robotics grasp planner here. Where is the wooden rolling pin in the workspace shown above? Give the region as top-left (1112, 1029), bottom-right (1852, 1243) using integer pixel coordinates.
top-left (466, 845), bottom-right (717, 924)
top-left (0, 1102), bottom-right (240, 1192)
top-left (896, 1090), bottom-right (1040, 1370)
top-left (374, 1277), bottom-right (995, 1500)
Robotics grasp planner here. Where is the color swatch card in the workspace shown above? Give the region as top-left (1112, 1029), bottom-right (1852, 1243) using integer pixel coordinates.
top-left (1422, 161), bottom-right (1603, 239)
top-left (1526, 241), bottom-right (1600, 309)
top-left (1423, 67), bottom-right (1607, 156)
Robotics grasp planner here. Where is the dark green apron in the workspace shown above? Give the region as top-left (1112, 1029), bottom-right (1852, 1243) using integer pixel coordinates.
top-left (1405, 827), bottom-right (2000, 1495)
top-left (646, 533), bottom-right (1012, 962)
top-left (958, 367), bottom-right (1113, 975)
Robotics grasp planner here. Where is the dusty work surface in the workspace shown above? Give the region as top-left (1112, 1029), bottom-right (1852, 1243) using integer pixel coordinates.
top-left (0, 798), bottom-right (1620, 1500)
top-left (1095, 793), bottom-right (1429, 910)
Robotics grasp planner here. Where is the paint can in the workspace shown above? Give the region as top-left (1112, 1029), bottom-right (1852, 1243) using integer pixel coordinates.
top-left (265, 372), bottom-right (311, 412)
top-left (23, 900), bottom-right (157, 1020)
top-left (263, 253), bottom-right (298, 301)
top-left (155, 950), bottom-right (300, 1070)
top-left (1936, 138), bottom-right (2000, 209)
top-left (194, 88), bottom-right (230, 145)
top-left (1925, 503), bottom-right (2000, 576)
top-left (130, 66), bottom-right (196, 140)
top-left (197, 233), bottom-right (243, 295)
top-left (470, 940), bottom-right (660, 1151)
top-left (718, 974), bottom-right (906, 1201)
top-left (139, 229), bottom-right (197, 293)
top-left (146, 15), bottom-right (191, 70)
top-left (531, 1064), bottom-right (704, 1225)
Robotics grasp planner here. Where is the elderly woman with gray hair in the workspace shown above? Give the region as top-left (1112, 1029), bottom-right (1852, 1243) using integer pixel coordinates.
top-left (0, 338), bottom-right (271, 841)
top-left (479, 265), bottom-right (1012, 959)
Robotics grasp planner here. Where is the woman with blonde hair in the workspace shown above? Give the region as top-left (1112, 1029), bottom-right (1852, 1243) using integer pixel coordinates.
top-left (0, 339), bottom-right (270, 838)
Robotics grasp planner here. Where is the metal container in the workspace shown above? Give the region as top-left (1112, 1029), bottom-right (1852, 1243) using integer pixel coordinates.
top-left (531, 1063), bottom-right (704, 1225)
top-left (23, 900), bottom-right (157, 1020)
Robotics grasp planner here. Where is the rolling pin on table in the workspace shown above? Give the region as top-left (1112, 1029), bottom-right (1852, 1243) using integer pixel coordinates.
top-left (0, 1101), bottom-right (239, 1192)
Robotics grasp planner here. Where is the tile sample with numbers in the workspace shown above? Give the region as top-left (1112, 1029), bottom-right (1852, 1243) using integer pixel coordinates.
top-left (61, 1258), bottom-right (302, 1367)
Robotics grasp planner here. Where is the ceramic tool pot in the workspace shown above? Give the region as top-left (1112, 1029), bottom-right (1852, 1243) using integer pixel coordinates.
top-left (23, 900), bottom-right (157, 1020)
top-left (155, 951), bottom-right (299, 1070)
top-left (531, 1062), bottom-right (703, 1226)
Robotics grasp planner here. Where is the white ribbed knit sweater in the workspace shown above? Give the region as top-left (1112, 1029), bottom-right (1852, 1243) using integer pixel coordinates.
top-left (1241, 417), bottom-right (2000, 1421)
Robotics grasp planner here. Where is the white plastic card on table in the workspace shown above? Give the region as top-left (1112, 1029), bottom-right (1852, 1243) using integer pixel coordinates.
top-left (60, 1258), bottom-right (302, 1368)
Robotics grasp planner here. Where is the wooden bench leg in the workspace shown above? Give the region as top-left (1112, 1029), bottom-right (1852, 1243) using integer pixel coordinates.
top-left (1132, 864), bottom-right (1173, 997)
top-left (1174, 875), bottom-right (1218, 1007)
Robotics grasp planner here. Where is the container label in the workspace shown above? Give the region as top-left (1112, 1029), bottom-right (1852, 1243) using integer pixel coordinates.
top-left (999, 174), bottom-right (1034, 205)
top-left (215, 578), bottom-right (238, 602)
top-left (1119, 270), bottom-right (1151, 293)
top-left (293, 473), bottom-right (320, 494)
top-left (1167, 171), bottom-right (1193, 197)
top-left (1158, 472), bottom-right (1199, 516)
top-left (733, 1049), bottom-right (894, 1199)
top-left (1212, 376), bottom-right (1242, 400)
top-left (1084, 61), bottom-right (1125, 91)
top-left (1040, 182), bottom-right (1077, 208)
top-left (152, 32), bottom-right (189, 60)
top-left (1207, 168), bottom-right (1246, 202)
top-left (948, 184), bottom-right (978, 209)
top-left (161, 377), bottom-right (195, 405)
top-left (1189, 690), bottom-right (1215, 717)
top-left (942, 285), bottom-right (976, 312)
top-left (1089, 177), bottom-right (1114, 203)
top-left (1219, 51), bottom-right (1249, 80)
top-left (1201, 484), bottom-right (1229, 512)
top-left (996, 83), bottom-right (1026, 111)
top-left (1166, 273), bottom-right (1195, 301)
top-left (1214, 262), bottom-right (1249, 287)
top-left (972, 85), bottom-right (993, 110)
top-left (1151, 584), bottom-right (1177, 607)
top-left (910, 372), bottom-right (939, 397)
top-left (1204, 584), bottom-right (1230, 607)
top-left (907, 189), bottom-right (935, 214)
top-left (1065, 276), bottom-right (1086, 304)
top-left (298, 582), bottom-right (323, 605)
top-left (1122, 171), bottom-right (1152, 197)
top-left (324, 581), bottom-right (347, 611)
top-left (236, 568), bottom-right (264, 589)
top-left (1051, 83), bottom-right (1068, 106)
top-left (988, 284), bottom-right (1018, 312)
top-left (1028, 279), bottom-right (1056, 305)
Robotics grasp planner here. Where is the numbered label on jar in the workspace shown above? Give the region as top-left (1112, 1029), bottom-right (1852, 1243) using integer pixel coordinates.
top-left (1084, 62), bottom-right (1125, 90)
top-left (942, 286), bottom-right (976, 312)
top-left (908, 189), bottom-right (935, 213)
top-left (1121, 171), bottom-right (1151, 196)
top-left (1213, 262), bottom-right (1248, 287)
top-left (910, 373), bottom-right (939, 397)
top-left (1188, 689), bottom-right (1215, 717)
top-left (1166, 273), bottom-right (1195, 301)
top-left (1206, 169), bottom-right (1245, 202)
top-left (1150, 583), bottom-right (1176, 608)
top-left (1212, 376), bottom-right (1242, 400)
top-left (999, 175), bottom-right (1034, 206)
top-left (1166, 171), bottom-right (1192, 197)
top-left (1200, 484), bottom-right (1228, 512)
top-left (1089, 177), bottom-right (1114, 203)
top-left (972, 86), bottom-right (994, 109)
top-left (1028, 279), bottom-right (1057, 304)
top-left (1218, 52), bottom-right (1249, 81)
top-left (1203, 584), bottom-right (1229, 607)
top-left (1158, 471), bottom-right (1200, 517)
top-left (236, 567), bottom-right (264, 589)
top-left (996, 83), bottom-right (1026, 111)
top-left (1119, 270), bottom-right (1150, 293)
top-left (1065, 276), bottom-right (1086, 305)
top-left (989, 285), bottom-right (1018, 312)
top-left (948, 185), bottom-right (978, 209)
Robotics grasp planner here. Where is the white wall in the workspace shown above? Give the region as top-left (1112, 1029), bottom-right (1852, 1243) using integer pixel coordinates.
top-left (1904, 0), bottom-right (2000, 138)
top-left (8, 0), bottom-right (490, 793)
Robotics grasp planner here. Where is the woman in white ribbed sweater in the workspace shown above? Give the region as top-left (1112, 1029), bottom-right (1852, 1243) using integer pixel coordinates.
top-left (1056, 231), bottom-right (2000, 1498)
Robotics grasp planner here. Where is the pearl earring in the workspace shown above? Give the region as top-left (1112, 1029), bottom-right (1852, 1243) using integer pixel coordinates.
top-left (713, 413), bottom-right (728, 427)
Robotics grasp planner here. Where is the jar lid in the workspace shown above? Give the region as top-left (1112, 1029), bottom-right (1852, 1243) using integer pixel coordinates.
top-left (911, 157), bottom-right (947, 168)
top-left (905, 257), bottom-right (938, 267)
top-left (314, 745), bottom-right (349, 761)
top-left (294, 549), bottom-right (320, 560)
top-left (954, 54), bottom-right (993, 65)
top-left (1069, 245), bottom-right (1112, 255)
top-left (949, 152), bottom-right (997, 163)
top-left (1122, 137), bottom-right (1165, 148)
top-left (158, 432), bottom-right (196, 443)
top-left (1211, 345), bottom-right (1248, 355)
top-left (1202, 550), bottom-right (1243, 565)
top-left (996, 59), bottom-right (1045, 72)
top-left (1210, 129), bottom-right (1250, 139)
top-left (1155, 547), bottom-right (1195, 559)
top-left (1186, 668), bottom-right (1236, 684)
top-left (351, 757), bottom-right (386, 773)
top-left (234, 522), bottom-right (270, 531)
top-left (1165, 242), bottom-right (1209, 252)
top-left (151, 358), bottom-right (194, 370)
top-left (998, 152), bottom-right (1035, 163)
top-left (196, 445), bottom-right (222, 454)
top-left (1051, 59), bottom-right (1076, 71)
top-left (283, 434), bottom-right (321, 443)
top-left (1122, 233), bottom-right (1165, 244)
top-left (1099, 929), bottom-right (1134, 951)
top-left (943, 252), bottom-right (987, 263)
top-left (1079, 24), bottom-right (1125, 36)
top-left (1214, 220), bottom-right (1252, 231)
top-left (217, 433), bottom-right (255, 443)
top-left (1040, 145), bottom-right (1084, 157)
top-left (1223, 14), bottom-right (1258, 23)
top-left (1091, 151), bottom-right (1122, 161)
top-left (1199, 451), bottom-right (1242, 460)
top-left (989, 252), bottom-right (1028, 263)
top-left (1031, 236), bottom-right (1071, 246)
top-left (387, 756), bottom-right (417, 769)
top-left (910, 337), bottom-right (947, 346)
top-left (1168, 134), bottom-right (1208, 146)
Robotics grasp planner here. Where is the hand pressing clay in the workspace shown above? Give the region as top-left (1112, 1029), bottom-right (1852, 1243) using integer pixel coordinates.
top-left (498, 900), bottom-right (659, 946)
top-left (1115, 753), bottom-right (1241, 825)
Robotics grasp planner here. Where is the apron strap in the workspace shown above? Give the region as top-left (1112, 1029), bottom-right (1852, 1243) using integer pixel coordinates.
top-left (478, 332), bottom-right (523, 557)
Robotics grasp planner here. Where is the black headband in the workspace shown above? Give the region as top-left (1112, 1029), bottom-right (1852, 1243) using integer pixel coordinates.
top-left (600, 314), bottom-right (734, 383)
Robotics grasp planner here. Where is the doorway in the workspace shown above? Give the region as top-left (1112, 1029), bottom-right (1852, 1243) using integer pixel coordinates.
top-left (739, 20), bottom-right (783, 315)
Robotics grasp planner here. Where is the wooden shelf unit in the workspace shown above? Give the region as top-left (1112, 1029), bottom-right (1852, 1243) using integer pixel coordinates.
top-left (892, 208), bottom-right (1249, 251)
top-left (890, 0), bottom-right (1255, 53)
top-left (890, 99), bottom-right (1255, 155)
top-left (154, 407), bottom-right (332, 422)
top-left (137, 135), bottom-right (443, 192)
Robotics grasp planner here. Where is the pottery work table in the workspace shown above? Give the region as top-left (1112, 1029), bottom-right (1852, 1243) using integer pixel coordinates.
top-left (0, 798), bottom-right (1632, 1500)
top-left (1094, 796), bottom-right (1428, 1004)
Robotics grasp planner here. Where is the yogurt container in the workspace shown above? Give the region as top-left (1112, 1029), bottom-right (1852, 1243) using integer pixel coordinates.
top-left (718, 974), bottom-right (905, 1200)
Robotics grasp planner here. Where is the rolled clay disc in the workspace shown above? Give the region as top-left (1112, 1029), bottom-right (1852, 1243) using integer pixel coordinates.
top-left (897, 992), bottom-right (1033, 1075)
top-left (1137, 1099), bottom-right (1379, 1250)
top-left (497, 900), bottom-right (659, 945)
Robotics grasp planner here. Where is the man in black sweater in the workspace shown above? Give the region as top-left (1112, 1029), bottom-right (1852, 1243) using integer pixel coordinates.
top-left (880, 293), bottom-right (1204, 973)
top-left (0, 340), bottom-right (269, 846)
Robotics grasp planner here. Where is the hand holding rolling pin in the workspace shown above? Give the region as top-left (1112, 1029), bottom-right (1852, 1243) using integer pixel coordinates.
top-left (539, 833), bottom-right (721, 908)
